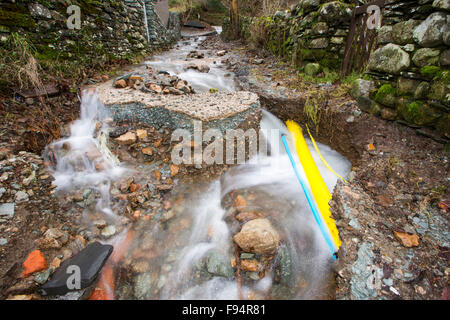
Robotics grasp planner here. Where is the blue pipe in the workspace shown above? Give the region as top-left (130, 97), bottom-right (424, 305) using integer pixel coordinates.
top-left (281, 134), bottom-right (337, 260)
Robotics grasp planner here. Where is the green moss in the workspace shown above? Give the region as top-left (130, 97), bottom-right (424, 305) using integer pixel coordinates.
top-left (375, 84), bottom-right (397, 107)
top-left (399, 101), bottom-right (442, 126)
top-left (420, 66), bottom-right (441, 78)
top-left (0, 9), bottom-right (36, 28)
top-left (438, 70), bottom-right (450, 82)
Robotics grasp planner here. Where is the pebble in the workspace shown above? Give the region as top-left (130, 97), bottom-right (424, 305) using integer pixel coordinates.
top-left (0, 238), bottom-right (7, 245)
top-left (101, 225), bottom-right (116, 237)
top-left (15, 191), bottom-right (29, 203)
top-left (0, 203), bottom-right (14, 219)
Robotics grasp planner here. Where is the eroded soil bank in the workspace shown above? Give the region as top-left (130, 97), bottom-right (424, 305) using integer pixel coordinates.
top-left (0, 32), bottom-right (449, 300)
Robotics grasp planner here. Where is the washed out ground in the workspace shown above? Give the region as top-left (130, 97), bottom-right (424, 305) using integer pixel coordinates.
top-left (0, 31), bottom-right (449, 300)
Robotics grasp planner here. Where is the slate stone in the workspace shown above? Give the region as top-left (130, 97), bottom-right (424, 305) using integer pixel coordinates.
top-left (38, 242), bottom-right (113, 296)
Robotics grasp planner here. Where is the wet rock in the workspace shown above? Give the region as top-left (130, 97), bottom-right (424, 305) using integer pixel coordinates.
top-left (101, 225), bottom-right (116, 238)
top-left (233, 218), bottom-right (280, 255)
top-left (277, 244), bottom-right (293, 286)
top-left (133, 273), bottom-right (154, 299)
top-left (205, 251), bottom-right (234, 278)
top-left (38, 242), bottom-right (113, 296)
top-left (115, 132), bottom-right (137, 145)
top-left (34, 268), bottom-right (52, 285)
top-left (241, 259), bottom-right (259, 272)
top-left (93, 219), bottom-right (107, 229)
top-left (0, 203), bottom-right (14, 219)
top-left (236, 211), bottom-right (264, 222)
top-left (240, 252), bottom-right (255, 260)
top-left (198, 65), bottom-right (210, 73)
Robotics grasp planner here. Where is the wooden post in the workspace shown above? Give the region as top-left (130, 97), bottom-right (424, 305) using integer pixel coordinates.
top-left (230, 0), bottom-right (240, 39)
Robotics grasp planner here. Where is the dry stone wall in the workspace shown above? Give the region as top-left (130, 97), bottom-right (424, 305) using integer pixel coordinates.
top-left (223, 0), bottom-right (355, 75)
top-left (0, 0), bottom-right (180, 66)
top-left (224, 0), bottom-right (449, 137)
top-left (356, 0), bottom-right (449, 138)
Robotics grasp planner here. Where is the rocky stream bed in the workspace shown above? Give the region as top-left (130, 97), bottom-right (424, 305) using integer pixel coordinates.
top-left (0, 30), bottom-right (448, 300)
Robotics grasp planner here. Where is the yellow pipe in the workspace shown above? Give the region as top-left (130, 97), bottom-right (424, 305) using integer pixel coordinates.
top-left (305, 124), bottom-right (348, 184)
top-left (286, 120), bottom-right (341, 250)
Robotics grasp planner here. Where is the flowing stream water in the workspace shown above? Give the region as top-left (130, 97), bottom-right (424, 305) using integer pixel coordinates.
top-left (45, 32), bottom-right (351, 300)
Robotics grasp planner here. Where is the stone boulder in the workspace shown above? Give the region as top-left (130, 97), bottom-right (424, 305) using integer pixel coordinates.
top-left (28, 3), bottom-right (52, 20)
top-left (205, 251), bottom-right (234, 278)
top-left (351, 79), bottom-right (375, 99)
top-left (432, 0), bottom-right (450, 11)
top-left (412, 48), bottom-right (441, 67)
top-left (377, 26), bottom-right (393, 44)
top-left (392, 20), bottom-right (421, 45)
top-left (368, 44), bottom-right (410, 74)
top-left (440, 49), bottom-right (450, 66)
top-left (413, 12), bottom-right (449, 47)
top-left (444, 29), bottom-right (450, 46)
top-left (304, 63), bottom-right (321, 77)
top-left (318, 1), bottom-right (352, 25)
top-left (115, 132), bottom-right (137, 145)
top-left (300, 0), bottom-right (321, 13)
top-left (233, 218), bottom-right (280, 255)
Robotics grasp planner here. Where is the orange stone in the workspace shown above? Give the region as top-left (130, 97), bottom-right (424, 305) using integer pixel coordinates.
top-left (129, 183), bottom-right (141, 192)
top-left (241, 259), bottom-right (259, 272)
top-left (233, 195), bottom-right (247, 211)
top-left (394, 231), bottom-right (419, 247)
top-left (170, 164), bottom-right (179, 176)
top-left (142, 147), bottom-right (153, 156)
top-left (22, 250), bottom-right (47, 278)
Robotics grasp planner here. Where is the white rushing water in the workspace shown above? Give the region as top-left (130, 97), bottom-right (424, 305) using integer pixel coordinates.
top-left (145, 35), bottom-right (235, 92)
top-left (158, 110), bottom-right (352, 300)
top-left (44, 91), bottom-right (128, 220)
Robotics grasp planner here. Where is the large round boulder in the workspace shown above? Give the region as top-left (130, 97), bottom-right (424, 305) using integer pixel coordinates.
top-left (368, 44), bottom-right (410, 74)
top-left (412, 48), bottom-right (441, 67)
top-left (318, 1), bottom-right (352, 25)
top-left (392, 20), bottom-right (421, 45)
top-left (233, 218), bottom-right (280, 255)
top-left (413, 12), bottom-right (449, 47)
